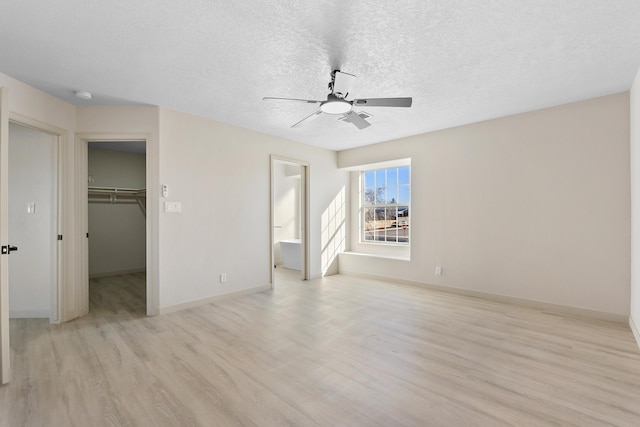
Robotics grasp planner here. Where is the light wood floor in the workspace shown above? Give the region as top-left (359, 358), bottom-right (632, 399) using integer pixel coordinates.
top-left (1, 270), bottom-right (640, 426)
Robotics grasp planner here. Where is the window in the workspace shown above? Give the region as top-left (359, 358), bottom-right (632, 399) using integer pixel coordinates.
top-left (362, 165), bottom-right (410, 244)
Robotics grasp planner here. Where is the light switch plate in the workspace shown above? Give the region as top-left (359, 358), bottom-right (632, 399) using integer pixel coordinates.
top-left (164, 202), bottom-right (181, 213)
top-left (27, 203), bottom-right (35, 214)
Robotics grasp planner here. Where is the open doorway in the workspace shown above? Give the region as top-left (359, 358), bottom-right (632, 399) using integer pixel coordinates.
top-left (271, 156), bottom-right (309, 287)
top-left (87, 141), bottom-right (146, 316)
top-left (7, 121), bottom-right (60, 322)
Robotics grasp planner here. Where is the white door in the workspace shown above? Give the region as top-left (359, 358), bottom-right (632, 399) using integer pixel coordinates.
top-left (0, 86), bottom-right (11, 384)
top-left (8, 122), bottom-right (58, 321)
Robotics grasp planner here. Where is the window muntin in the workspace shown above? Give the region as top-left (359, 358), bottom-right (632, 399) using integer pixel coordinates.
top-left (362, 166), bottom-right (410, 244)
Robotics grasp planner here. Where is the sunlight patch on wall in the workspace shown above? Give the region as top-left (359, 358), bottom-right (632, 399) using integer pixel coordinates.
top-left (321, 187), bottom-right (346, 275)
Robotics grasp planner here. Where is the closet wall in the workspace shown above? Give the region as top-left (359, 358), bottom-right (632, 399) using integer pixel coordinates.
top-left (88, 147), bottom-right (146, 277)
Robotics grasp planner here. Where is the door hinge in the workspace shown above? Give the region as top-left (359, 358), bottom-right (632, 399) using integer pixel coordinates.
top-left (57, 235), bottom-right (63, 241)
top-left (86, 232), bottom-right (89, 238)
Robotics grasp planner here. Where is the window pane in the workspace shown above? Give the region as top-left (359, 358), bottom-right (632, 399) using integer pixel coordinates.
top-left (375, 187), bottom-right (386, 204)
top-left (398, 185), bottom-right (410, 203)
top-left (364, 170), bottom-right (375, 187)
top-left (364, 207), bottom-right (374, 222)
top-left (386, 186), bottom-right (397, 204)
top-left (376, 169), bottom-right (385, 186)
top-left (386, 206), bottom-right (397, 221)
top-left (363, 207), bottom-right (375, 240)
top-left (364, 187), bottom-right (375, 205)
top-left (397, 206), bottom-right (409, 242)
top-left (387, 167), bottom-right (397, 186)
top-left (398, 166), bottom-right (410, 185)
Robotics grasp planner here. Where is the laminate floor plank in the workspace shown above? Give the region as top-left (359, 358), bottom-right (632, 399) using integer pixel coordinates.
top-left (1, 270), bottom-right (640, 426)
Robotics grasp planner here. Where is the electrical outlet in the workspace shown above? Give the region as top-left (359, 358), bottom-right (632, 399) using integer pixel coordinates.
top-left (435, 266), bottom-right (442, 276)
top-left (220, 273), bottom-right (227, 284)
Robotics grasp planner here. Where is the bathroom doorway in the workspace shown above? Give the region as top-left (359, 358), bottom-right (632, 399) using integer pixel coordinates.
top-left (271, 156), bottom-right (309, 287)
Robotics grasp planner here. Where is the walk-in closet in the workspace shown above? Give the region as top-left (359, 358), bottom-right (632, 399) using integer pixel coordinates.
top-left (88, 141), bottom-right (146, 314)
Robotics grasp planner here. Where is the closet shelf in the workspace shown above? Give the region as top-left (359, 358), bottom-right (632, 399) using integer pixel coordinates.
top-left (88, 186), bottom-right (146, 216)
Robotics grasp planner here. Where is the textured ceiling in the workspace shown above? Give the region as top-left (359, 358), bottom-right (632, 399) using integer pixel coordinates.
top-left (1, 1), bottom-right (640, 151)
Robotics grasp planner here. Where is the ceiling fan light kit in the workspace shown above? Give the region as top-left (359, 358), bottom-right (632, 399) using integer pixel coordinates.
top-left (263, 70), bottom-right (412, 130)
top-left (320, 95), bottom-right (352, 114)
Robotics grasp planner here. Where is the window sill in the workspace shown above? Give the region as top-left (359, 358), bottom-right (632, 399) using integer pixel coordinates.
top-left (339, 251), bottom-right (410, 262)
top-left (359, 240), bottom-right (409, 248)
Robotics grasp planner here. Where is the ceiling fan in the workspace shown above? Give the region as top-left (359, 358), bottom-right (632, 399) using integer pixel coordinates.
top-left (263, 70), bottom-right (412, 130)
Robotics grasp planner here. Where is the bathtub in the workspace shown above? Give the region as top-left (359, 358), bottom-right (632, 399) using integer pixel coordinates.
top-left (280, 239), bottom-right (301, 270)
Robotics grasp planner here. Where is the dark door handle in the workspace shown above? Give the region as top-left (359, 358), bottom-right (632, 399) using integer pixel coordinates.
top-left (1, 245), bottom-right (18, 255)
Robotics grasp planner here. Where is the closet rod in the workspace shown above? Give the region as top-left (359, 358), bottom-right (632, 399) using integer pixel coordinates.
top-left (88, 186), bottom-right (146, 216)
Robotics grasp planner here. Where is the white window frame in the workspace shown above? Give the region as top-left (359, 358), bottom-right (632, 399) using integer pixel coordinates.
top-left (361, 165), bottom-right (411, 245)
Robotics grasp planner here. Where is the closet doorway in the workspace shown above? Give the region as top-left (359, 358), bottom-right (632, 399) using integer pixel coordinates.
top-left (87, 141), bottom-right (146, 315)
top-left (270, 156), bottom-right (309, 288)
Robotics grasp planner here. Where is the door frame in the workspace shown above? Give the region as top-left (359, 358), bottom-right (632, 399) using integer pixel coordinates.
top-left (75, 133), bottom-right (158, 316)
top-left (270, 155), bottom-right (310, 287)
top-left (1, 86), bottom-right (9, 384)
top-left (8, 115), bottom-right (65, 323)
top-left (0, 92), bottom-right (66, 384)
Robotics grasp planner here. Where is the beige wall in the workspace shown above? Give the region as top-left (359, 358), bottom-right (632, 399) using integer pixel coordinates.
top-left (339, 94), bottom-right (631, 317)
top-left (630, 68), bottom-right (640, 342)
top-left (158, 108), bottom-right (348, 309)
top-left (88, 149), bottom-right (146, 277)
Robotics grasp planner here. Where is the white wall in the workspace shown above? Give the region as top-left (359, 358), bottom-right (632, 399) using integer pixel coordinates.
top-left (630, 68), bottom-right (640, 344)
top-left (339, 93), bottom-right (631, 318)
top-left (273, 162), bottom-right (301, 265)
top-left (8, 122), bottom-right (56, 318)
top-left (158, 108), bottom-right (348, 310)
top-left (88, 148), bottom-right (146, 277)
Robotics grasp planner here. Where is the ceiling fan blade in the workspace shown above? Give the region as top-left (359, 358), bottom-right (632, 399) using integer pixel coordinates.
top-left (263, 96), bottom-right (322, 104)
top-left (291, 110), bottom-right (323, 128)
top-left (332, 71), bottom-right (356, 98)
top-left (340, 111), bottom-right (371, 130)
top-left (353, 97), bottom-right (413, 107)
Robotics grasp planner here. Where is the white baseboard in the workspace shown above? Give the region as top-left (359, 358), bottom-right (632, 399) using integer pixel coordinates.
top-left (90, 268), bottom-right (146, 279)
top-left (10, 309), bottom-right (49, 319)
top-left (339, 271), bottom-right (627, 323)
top-left (630, 317), bottom-right (640, 350)
top-left (159, 284), bottom-right (271, 315)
